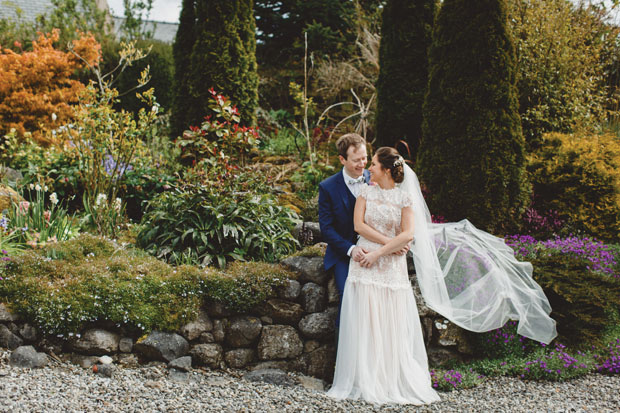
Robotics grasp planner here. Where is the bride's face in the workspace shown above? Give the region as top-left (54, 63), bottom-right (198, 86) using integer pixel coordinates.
top-left (368, 155), bottom-right (391, 184)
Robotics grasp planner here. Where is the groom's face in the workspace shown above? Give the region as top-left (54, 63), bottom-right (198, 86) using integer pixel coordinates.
top-left (340, 144), bottom-right (367, 178)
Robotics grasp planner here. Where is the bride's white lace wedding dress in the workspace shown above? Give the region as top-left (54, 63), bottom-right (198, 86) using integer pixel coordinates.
top-left (326, 184), bottom-right (440, 405)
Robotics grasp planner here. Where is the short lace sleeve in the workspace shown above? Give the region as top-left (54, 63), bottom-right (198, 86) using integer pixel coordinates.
top-left (401, 189), bottom-right (414, 208)
top-left (358, 183), bottom-right (371, 199)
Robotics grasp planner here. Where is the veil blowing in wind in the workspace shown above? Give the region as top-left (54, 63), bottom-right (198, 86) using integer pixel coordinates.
top-left (402, 164), bottom-right (557, 344)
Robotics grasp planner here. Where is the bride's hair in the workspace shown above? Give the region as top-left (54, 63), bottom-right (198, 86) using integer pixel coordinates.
top-left (375, 147), bottom-right (405, 183)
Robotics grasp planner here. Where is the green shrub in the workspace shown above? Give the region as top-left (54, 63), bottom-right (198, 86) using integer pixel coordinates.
top-left (0, 234), bottom-right (295, 336)
top-left (418, 0), bottom-right (529, 233)
top-left (466, 320), bottom-right (538, 359)
top-left (531, 254), bottom-right (620, 348)
top-left (137, 185), bottom-right (300, 268)
top-left (527, 132), bottom-right (620, 241)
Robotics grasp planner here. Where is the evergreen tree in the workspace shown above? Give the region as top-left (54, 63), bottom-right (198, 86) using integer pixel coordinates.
top-left (375, 0), bottom-right (436, 155)
top-left (418, 0), bottom-right (528, 233)
top-left (187, 0), bottom-right (258, 127)
top-left (171, 0), bottom-right (198, 136)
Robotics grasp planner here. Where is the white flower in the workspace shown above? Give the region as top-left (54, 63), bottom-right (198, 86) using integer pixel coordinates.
top-left (29, 183), bottom-right (35, 190)
top-left (35, 184), bottom-right (41, 192)
top-left (113, 197), bottom-right (122, 211)
top-left (49, 193), bottom-right (58, 205)
top-left (51, 113), bottom-right (57, 121)
top-left (151, 105), bottom-right (158, 113)
top-left (44, 185), bottom-right (48, 192)
top-left (95, 193), bottom-right (107, 207)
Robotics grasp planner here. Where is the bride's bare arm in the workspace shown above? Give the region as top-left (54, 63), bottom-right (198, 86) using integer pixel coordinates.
top-left (359, 206), bottom-right (414, 267)
top-left (353, 196), bottom-right (391, 245)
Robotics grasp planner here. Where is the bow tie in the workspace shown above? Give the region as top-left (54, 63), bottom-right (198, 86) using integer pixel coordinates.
top-left (348, 176), bottom-right (365, 185)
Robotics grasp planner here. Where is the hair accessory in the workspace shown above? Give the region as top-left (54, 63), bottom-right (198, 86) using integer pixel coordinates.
top-left (393, 156), bottom-right (404, 167)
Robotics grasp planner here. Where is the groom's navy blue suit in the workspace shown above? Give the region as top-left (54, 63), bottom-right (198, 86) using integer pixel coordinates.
top-left (318, 169), bottom-right (370, 326)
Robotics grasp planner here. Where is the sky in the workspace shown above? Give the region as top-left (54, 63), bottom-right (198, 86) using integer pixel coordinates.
top-left (106, 0), bottom-right (620, 25)
top-left (107, 0), bottom-right (182, 23)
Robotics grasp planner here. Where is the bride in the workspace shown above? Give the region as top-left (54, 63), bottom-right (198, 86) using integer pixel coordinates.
top-left (326, 147), bottom-right (557, 405)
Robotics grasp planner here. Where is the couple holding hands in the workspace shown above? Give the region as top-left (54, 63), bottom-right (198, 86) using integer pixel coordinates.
top-left (318, 133), bottom-right (557, 405)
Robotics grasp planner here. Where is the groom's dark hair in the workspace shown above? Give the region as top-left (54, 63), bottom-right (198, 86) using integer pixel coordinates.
top-left (336, 133), bottom-right (366, 159)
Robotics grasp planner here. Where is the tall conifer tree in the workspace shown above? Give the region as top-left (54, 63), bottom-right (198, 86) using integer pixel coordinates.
top-left (418, 0), bottom-right (528, 233)
top-left (172, 0), bottom-right (198, 136)
top-left (375, 0), bottom-right (436, 154)
top-left (187, 0), bottom-right (259, 127)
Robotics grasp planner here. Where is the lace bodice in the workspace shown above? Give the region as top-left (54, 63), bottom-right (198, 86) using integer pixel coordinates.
top-left (348, 184), bottom-right (414, 290)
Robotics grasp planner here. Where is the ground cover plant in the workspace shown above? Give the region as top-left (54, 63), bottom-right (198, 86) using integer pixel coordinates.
top-left (0, 234), bottom-right (295, 337)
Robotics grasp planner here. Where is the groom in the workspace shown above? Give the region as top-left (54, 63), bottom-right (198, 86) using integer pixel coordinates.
top-left (318, 133), bottom-right (370, 330)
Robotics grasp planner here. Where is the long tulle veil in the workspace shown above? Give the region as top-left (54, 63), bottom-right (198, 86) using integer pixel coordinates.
top-left (402, 165), bottom-right (557, 344)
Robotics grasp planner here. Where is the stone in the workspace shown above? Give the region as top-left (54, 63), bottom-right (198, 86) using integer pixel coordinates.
top-left (72, 329), bottom-right (120, 355)
top-left (212, 319), bottom-right (226, 343)
top-left (427, 347), bottom-right (462, 367)
top-left (0, 324), bottom-right (23, 350)
top-left (300, 282), bottom-right (327, 313)
top-left (292, 222), bottom-right (322, 243)
top-left (116, 353), bottom-right (139, 368)
top-left (260, 316), bottom-right (273, 324)
top-left (257, 325), bottom-right (303, 360)
top-left (9, 345), bottom-right (48, 368)
top-left (189, 343), bottom-right (223, 369)
top-left (37, 338), bottom-right (63, 355)
top-left (93, 363), bottom-right (116, 378)
top-left (169, 369), bottom-right (190, 382)
top-left (281, 256), bottom-right (329, 285)
top-left (304, 340), bottom-right (320, 353)
top-left (198, 332), bottom-right (215, 343)
top-left (180, 309), bottom-right (213, 341)
top-left (169, 356), bottom-right (192, 372)
top-left (326, 278), bottom-right (340, 304)
top-left (18, 324), bottom-right (37, 342)
top-left (226, 316), bottom-right (262, 348)
top-left (298, 307), bottom-right (337, 339)
top-left (98, 355), bottom-right (113, 365)
top-left (119, 337), bottom-right (133, 353)
top-left (421, 317), bottom-right (433, 347)
top-left (278, 279), bottom-right (302, 301)
top-left (205, 301), bottom-right (233, 318)
top-left (413, 283), bottom-right (433, 318)
top-left (295, 344), bottom-right (336, 381)
top-left (261, 299), bottom-right (304, 325)
top-left (0, 303), bottom-right (19, 322)
top-left (224, 348), bottom-right (255, 369)
top-left (296, 375), bottom-right (326, 391)
top-left (134, 331), bottom-right (189, 362)
top-left (69, 354), bottom-right (99, 369)
top-left (244, 368), bottom-right (295, 387)
top-left (1, 167), bottom-right (23, 184)
top-left (0, 185), bottom-right (24, 214)
top-left (251, 361), bottom-right (291, 372)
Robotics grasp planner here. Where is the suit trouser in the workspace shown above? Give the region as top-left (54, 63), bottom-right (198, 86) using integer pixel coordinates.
top-left (332, 258), bottom-right (350, 328)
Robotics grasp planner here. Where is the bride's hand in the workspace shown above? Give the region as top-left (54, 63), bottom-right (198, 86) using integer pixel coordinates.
top-left (359, 251), bottom-right (379, 268)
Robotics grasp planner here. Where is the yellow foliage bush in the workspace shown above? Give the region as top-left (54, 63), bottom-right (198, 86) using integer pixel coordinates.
top-left (0, 29), bottom-right (101, 145)
top-left (527, 132), bottom-right (620, 241)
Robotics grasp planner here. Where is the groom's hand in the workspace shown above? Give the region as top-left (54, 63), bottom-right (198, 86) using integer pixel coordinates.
top-left (351, 246), bottom-right (368, 262)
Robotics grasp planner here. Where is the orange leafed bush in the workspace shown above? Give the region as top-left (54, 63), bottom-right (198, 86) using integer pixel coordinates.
top-left (0, 29), bottom-right (101, 145)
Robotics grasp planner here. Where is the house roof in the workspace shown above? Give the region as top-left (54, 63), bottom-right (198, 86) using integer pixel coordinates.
top-left (0, 0), bottom-right (178, 43)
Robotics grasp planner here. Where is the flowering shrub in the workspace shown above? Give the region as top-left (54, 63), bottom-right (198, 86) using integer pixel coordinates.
top-left (0, 234), bottom-right (295, 336)
top-left (80, 193), bottom-right (125, 239)
top-left (519, 206), bottom-right (565, 239)
top-left (6, 184), bottom-right (77, 247)
top-left (177, 88), bottom-right (260, 168)
top-left (594, 339), bottom-right (620, 375)
top-left (505, 234), bottom-right (619, 278)
top-left (430, 368), bottom-right (483, 391)
top-left (467, 321), bottom-right (537, 359)
top-left (519, 343), bottom-right (593, 381)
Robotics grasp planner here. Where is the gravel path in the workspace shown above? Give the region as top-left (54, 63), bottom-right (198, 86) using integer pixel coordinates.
top-left (1, 350), bottom-right (619, 412)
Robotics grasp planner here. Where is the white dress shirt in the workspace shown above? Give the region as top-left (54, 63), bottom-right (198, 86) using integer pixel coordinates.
top-left (342, 168), bottom-right (365, 256)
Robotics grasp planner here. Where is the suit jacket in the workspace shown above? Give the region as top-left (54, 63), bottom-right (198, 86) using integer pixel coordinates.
top-left (318, 169), bottom-right (371, 271)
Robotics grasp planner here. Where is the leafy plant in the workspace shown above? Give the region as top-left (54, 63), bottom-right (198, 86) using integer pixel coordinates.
top-left (137, 185), bottom-right (299, 268)
top-left (6, 184), bottom-right (77, 247)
